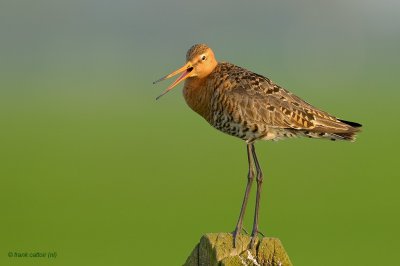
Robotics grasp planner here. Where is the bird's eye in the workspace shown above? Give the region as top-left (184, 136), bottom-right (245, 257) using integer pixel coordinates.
top-left (201, 55), bottom-right (206, 61)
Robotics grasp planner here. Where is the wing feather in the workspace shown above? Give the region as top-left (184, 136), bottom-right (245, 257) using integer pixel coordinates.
top-left (216, 63), bottom-right (356, 134)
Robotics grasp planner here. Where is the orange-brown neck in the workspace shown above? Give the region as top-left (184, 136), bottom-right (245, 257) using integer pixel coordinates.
top-left (182, 77), bottom-right (213, 123)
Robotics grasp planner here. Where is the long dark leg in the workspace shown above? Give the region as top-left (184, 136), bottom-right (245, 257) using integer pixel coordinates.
top-left (250, 143), bottom-right (264, 248)
top-left (232, 143), bottom-right (255, 248)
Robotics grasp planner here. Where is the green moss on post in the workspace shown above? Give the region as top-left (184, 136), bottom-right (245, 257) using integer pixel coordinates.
top-left (183, 233), bottom-right (292, 266)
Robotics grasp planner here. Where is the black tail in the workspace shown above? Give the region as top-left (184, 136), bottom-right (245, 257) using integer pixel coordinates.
top-left (333, 119), bottom-right (362, 141)
top-left (338, 119), bottom-right (362, 128)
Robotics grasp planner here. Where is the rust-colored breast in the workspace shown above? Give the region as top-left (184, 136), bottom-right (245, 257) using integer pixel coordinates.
top-left (182, 78), bottom-right (214, 124)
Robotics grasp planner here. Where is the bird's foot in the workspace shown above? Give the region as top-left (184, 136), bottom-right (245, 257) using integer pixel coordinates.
top-left (232, 228), bottom-right (240, 248)
top-left (249, 230), bottom-right (265, 249)
top-left (232, 227), bottom-right (248, 248)
top-left (250, 235), bottom-right (258, 249)
top-left (233, 227), bottom-right (261, 248)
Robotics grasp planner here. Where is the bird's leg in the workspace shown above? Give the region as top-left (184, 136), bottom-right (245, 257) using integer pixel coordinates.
top-left (232, 143), bottom-right (255, 248)
top-left (250, 143), bottom-right (264, 248)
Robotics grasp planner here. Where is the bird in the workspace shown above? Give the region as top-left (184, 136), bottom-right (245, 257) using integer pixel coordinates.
top-left (153, 43), bottom-right (362, 248)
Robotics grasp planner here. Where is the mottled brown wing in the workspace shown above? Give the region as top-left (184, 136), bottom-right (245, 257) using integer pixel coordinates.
top-left (219, 64), bottom-right (352, 133)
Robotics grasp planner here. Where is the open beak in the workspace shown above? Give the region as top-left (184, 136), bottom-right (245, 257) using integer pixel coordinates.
top-left (153, 62), bottom-right (193, 100)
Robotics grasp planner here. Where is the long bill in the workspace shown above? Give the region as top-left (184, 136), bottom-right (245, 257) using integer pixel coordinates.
top-left (153, 62), bottom-right (192, 100)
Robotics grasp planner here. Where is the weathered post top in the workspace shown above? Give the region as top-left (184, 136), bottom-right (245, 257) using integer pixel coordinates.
top-left (184, 233), bottom-right (292, 266)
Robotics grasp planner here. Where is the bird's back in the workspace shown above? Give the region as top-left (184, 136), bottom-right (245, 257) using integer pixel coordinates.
top-left (202, 62), bottom-right (361, 142)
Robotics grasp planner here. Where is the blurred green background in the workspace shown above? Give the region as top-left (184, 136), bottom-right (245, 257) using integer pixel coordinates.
top-left (1, 0), bottom-right (399, 265)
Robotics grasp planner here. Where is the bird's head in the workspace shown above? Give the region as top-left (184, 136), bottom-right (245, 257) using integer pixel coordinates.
top-left (153, 44), bottom-right (218, 100)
